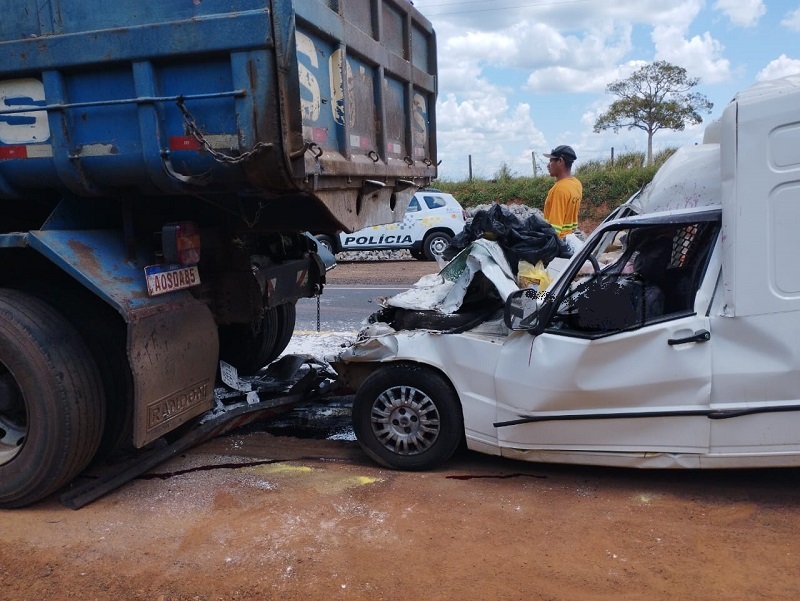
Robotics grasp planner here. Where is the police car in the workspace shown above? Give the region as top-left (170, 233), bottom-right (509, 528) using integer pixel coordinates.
top-left (315, 190), bottom-right (466, 261)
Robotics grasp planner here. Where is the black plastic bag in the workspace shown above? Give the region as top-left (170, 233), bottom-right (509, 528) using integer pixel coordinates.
top-left (442, 204), bottom-right (571, 271)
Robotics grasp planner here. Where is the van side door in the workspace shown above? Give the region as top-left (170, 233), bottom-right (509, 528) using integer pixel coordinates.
top-left (494, 213), bottom-right (721, 458)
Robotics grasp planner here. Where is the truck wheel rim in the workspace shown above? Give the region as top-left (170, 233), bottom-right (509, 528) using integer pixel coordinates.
top-left (0, 371), bottom-right (26, 465)
top-left (370, 385), bottom-right (440, 456)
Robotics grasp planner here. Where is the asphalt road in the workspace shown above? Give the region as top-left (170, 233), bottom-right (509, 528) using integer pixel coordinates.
top-left (295, 284), bottom-right (410, 332)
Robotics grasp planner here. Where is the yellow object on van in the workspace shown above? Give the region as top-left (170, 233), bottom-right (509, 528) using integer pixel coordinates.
top-left (518, 260), bottom-right (552, 291)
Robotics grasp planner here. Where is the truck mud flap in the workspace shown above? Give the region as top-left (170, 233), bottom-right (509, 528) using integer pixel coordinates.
top-left (26, 229), bottom-right (222, 447)
top-left (60, 355), bottom-right (338, 509)
top-left (129, 301), bottom-right (219, 447)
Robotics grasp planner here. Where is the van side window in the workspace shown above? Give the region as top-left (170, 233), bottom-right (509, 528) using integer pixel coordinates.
top-left (549, 220), bottom-right (719, 337)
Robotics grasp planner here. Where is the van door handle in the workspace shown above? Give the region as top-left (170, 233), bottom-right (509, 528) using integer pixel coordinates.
top-left (668, 329), bottom-right (710, 345)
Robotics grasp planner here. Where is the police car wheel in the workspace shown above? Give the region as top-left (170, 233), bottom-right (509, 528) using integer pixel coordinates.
top-left (315, 235), bottom-right (336, 254)
top-left (423, 232), bottom-right (452, 261)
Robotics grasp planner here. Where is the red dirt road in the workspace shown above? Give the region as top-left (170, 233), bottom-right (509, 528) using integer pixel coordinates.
top-left (1, 261), bottom-right (799, 600)
top-left (2, 434), bottom-right (799, 601)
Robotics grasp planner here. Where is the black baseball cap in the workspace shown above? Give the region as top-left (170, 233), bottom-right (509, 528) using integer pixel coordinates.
top-left (544, 145), bottom-right (577, 161)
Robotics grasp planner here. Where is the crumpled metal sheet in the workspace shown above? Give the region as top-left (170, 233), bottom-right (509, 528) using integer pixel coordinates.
top-left (382, 239), bottom-right (519, 314)
top-left (337, 323), bottom-right (399, 362)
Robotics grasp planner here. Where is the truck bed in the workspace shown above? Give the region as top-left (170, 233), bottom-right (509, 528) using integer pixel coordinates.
top-left (0, 0), bottom-right (437, 232)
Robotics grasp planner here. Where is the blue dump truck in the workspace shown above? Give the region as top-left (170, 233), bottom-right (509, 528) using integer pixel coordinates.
top-left (0, 0), bottom-right (437, 507)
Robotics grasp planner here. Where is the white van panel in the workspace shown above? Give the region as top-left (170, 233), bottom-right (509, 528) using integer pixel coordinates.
top-left (722, 74), bottom-right (800, 316)
top-left (772, 182), bottom-right (800, 295)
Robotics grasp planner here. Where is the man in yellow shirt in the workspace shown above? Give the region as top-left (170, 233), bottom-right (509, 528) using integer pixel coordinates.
top-left (543, 145), bottom-right (582, 238)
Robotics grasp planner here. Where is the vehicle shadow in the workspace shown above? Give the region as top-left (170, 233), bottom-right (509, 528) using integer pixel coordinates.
top-left (446, 447), bottom-right (800, 506)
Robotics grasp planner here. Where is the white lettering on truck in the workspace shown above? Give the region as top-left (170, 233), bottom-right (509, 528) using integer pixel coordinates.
top-left (329, 49), bottom-right (355, 127)
top-left (296, 32), bottom-right (321, 121)
top-left (0, 78), bottom-right (50, 144)
top-left (412, 92), bottom-right (428, 147)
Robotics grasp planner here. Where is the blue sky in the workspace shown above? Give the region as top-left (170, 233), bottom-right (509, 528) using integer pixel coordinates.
top-left (411, 0), bottom-right (800, 181)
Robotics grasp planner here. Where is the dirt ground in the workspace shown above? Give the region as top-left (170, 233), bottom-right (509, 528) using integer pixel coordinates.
top-left (325, 255), bottom-right (439, 286)
top-left (2, 260), bottom-right (800, 601)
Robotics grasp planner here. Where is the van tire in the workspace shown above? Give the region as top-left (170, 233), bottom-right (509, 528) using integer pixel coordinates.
top-left (0, 290), bottom-right (105, 508)
top-left (352, 363), bottom-right (463, 470)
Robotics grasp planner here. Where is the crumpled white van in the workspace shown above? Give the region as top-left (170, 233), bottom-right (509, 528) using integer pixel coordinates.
top-left (332, 74), bottom-right (800, 472)
top-left (314, 190), bottom-right (466, 261)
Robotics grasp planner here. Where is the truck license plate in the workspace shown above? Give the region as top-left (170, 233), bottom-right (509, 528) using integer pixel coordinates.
top-left (144, 264), bottom-right (201, 296)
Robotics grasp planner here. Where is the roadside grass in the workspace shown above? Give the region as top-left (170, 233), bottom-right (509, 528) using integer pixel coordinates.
top-left (433, 148), bottom-right (677, 231)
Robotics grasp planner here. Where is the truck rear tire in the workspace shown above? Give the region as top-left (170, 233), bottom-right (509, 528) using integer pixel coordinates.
top-left (263, 302), bottom-right (297, 365)
top-left (29, 287), bottom-right (133, 462)
top-left (218, 307), bottom-right (279, 375)
top-left (0, 290), bottom-right (105, 508)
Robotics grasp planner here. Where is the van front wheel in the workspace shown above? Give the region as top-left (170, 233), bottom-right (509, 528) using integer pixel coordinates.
top-left (352, 363), bottom-right (463, 470)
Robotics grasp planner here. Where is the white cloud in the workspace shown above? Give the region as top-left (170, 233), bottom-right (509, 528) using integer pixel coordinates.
top-left (527, 61), bottom-right (645, 94)
top-left (436, 57), bottom-right (489, 99)
top-left (713, 0), bottom-right (766, 27)
top-left (781, 8), bottom-right (800, 31)
top-left (421, 0), bottom-right (728, 97)
top-left (527, 66), bottom-right (612, 94)
top-left (646, 0), bottom-right (704, 30)
top-left (435, 87), bottom-right (547, 180)
top-left (440, 17), bottom-right (635, 96)
top-left (440, 19), bottom-right (632, 76)
top-left (408, 0), bottom-right (774, 179)
top-left (652, 26), bottom-right (731, 83)
top-left (630, 0), bottom-right (729, 84)
top-left (416, 0), bottom-right (704, 33)
top-left (443, 29), bottom-right (518, 67)
top-left (756, 55), bottom-right (800, 81)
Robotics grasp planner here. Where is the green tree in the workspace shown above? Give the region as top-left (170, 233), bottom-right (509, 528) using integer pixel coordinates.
top-left (593, 61), bottom-right (713, 165)
top-left (494, 162), bottom-right (516, 182)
